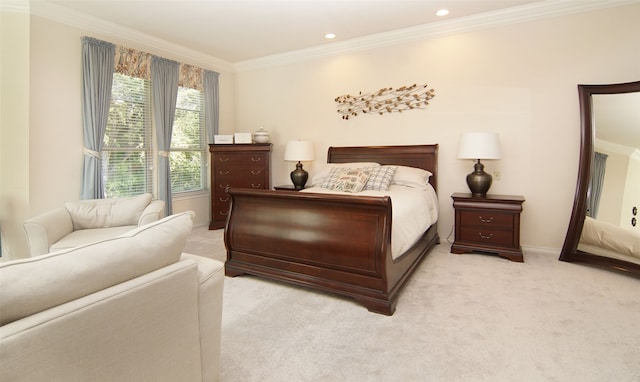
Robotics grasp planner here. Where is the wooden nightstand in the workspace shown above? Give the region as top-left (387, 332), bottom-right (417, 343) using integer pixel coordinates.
top-left (274, 185), bottom-right (305, 191)
top-left (451, 193), bottom-right (525, 262)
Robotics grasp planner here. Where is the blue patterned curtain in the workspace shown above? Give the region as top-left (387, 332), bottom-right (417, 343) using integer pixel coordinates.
top-left (151, 56), bottom-right (179, 215)
top-left (80, 37), bottom-right (115, 199)
top-left (203, 70), bottom-right (220, 142)
top-left (587, 151), bottom-right (608, 218)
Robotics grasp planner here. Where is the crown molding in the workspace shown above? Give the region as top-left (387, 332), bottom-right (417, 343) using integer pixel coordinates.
top-left (0, 0), bottom-right (29, 13)
top-left (6, 0), bottom-right (635, 74)
top-left (596, 138), bottom-right (637, 157)
top-left (234, 0), bottom-right (637, 72)
top-left (25, 1), bottom-right (233, 72)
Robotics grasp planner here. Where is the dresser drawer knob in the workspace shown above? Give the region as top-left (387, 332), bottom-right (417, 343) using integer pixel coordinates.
top-left (251, 183), bottom-right (262, 188)
top-left (478, 232), bottom-right (494, 240)
top-left (251, 170), bottom-right (262, 175)
top-left (250, 157), bottom-right (262, 162)
top-left (479, 216), bottom-right (494, 223)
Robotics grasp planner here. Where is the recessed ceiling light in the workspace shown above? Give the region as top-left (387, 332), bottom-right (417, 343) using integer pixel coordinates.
top-left (436, 9), bottom-right (449, 16)
top-left (325, 33), bottom-right (336, 39)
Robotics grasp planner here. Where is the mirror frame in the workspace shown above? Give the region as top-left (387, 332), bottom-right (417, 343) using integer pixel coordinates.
top-left (560, 80), bottom-right (640, 275)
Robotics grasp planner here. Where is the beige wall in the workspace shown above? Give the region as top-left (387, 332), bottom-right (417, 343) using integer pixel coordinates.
top-left (1, 11), bottom-right (30, 259)
top-left (1, 3), bottom-right (639, 259)
top-left (234, 4), bottom-right (640, 251)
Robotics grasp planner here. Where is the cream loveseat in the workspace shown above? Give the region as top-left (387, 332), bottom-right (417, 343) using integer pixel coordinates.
top-left (23, 193), bottom-right (165, 257)
top-left (1, 212), bottom-right (224, 382)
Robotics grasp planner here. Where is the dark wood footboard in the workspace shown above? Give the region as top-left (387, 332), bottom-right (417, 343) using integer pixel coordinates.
top-left (224, 188), bottom-right (438, 315)
top-left (224, 144), bottom-right (439, 315)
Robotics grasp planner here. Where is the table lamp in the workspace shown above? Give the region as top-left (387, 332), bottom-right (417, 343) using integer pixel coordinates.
top-left (284, 140), bottom-right (314, 189)
top-left (457, 132), bottom-right (501, 197)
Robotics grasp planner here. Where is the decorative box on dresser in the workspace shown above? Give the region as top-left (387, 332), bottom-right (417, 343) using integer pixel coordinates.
top-left (209, 144), bottom-right (272, 229)
top-left (451, 193), bottom-right (525, 262)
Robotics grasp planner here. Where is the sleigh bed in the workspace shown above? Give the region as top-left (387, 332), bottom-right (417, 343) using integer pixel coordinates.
top-left (224, 144), bottom-right (439, 315)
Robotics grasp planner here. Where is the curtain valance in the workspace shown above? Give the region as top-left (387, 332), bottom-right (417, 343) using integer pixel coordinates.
top-left (114, 44), bottom-right (203, 91)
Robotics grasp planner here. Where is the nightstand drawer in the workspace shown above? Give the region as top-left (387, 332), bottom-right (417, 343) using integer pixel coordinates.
top-left (459, 226), bottom-right (514, 247)
top-left (459, 210), bottom-right (513, 229)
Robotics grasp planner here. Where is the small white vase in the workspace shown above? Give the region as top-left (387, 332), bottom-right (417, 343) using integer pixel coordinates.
top-left (253, 127), bottom-right (270, 143)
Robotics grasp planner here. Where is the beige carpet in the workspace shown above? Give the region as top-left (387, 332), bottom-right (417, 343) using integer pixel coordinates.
top-left (184, 226), bottom-right (640, 382)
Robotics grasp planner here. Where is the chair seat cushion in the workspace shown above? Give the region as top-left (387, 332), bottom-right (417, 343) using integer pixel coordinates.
top-left (49, 226), bottom-right (137, 252)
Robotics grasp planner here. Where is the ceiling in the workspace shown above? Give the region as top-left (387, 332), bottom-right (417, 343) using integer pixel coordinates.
top-left (38, 0), bottom-right (545, 63)
top-left (594, 92), bottom-right (640, 151)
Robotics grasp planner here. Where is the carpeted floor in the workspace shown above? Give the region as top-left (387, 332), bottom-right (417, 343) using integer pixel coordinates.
top-left (184, 226), bottom-right (640, 382)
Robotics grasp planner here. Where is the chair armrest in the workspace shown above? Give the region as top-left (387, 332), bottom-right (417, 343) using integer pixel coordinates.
top-left (23, 208), bottom-right (73, 257)
top-left (180, 253), bottom-right (224, 382)
top-left (138, 200), bottom-right (166, 226)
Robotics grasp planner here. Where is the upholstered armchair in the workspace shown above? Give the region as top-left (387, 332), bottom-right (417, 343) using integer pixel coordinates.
top-left (2, 212), bottom-right (224, 382)
top-left (23, 193), bottom-right (165, 257)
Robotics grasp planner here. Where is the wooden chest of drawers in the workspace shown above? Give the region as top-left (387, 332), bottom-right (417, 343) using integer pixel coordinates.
top-left (451, 193), bottom-right (525, 262)
top-left (209, 144), bottom-right (272, 229)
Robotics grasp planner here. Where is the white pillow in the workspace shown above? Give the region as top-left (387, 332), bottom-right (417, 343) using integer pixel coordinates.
top-left (331, 168), bottom-right (372, 193)
top-left (311, 162), bottom-right (380, 187)
top-left (65, 193), bottom-right (153, 230)
top-left (392, 166), bottom-right (433, 189)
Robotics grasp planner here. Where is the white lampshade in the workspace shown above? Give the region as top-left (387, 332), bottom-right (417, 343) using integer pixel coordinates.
top-left (284, 140), bottom-right (314, 162)
top-left (457, 132), bottom-right (501, 160)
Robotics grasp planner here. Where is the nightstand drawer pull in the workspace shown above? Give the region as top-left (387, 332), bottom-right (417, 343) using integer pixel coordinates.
top-left (479, 216), bottom-right (494, 223)
top-left (219, 211), bottom-right (228, 216)
top-left (218, 157), bottom-right (229, 162)
top-left (219, 170), bottom-right (230, 175)
top-left (478, 232), bottom-right (494, 240)
top-left (251, 183), bottom-right (262, 188)
top-left (218, 197), bottom-right (229, 202)
top-left (251, 157), bottom-right (262, 162)
top-left (219, 184), bottom-right (230, 189)
top-left (251, 170), bottom-right (262, 175)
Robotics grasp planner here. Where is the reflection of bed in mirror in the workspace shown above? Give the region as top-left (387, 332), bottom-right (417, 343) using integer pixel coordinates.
top-left (560, 81), bottom-right (640, 275)
top-left (578, 216), bottom-right (640, 264)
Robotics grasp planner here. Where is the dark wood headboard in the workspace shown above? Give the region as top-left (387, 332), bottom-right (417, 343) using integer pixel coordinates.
top-left (327, 144), bottom-right (439, 192)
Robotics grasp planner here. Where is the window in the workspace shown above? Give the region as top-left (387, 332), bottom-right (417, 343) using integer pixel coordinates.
top-left (103, 76), bottom-right (207, 198)
top-left (170, 87), bottom-right (207, 194)
top-left (103, 73), bottom-right (152, 198)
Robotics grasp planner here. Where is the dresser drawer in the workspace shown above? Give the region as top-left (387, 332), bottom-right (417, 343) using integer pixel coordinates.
top-left (458, 226), bottom-right (514, 247)
top-left (459, 210), bottom-right (513, 229)
top-left (213, 153), bottom-right (268, 166)
top-left (214, 177), bottom-right (267, 192)
top-left (214, 166), bottom-right (266, 181)
top-left (213, 204), bottom-right (230, 220)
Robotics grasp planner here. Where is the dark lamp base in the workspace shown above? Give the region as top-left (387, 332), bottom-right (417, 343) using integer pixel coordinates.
top-left (290, 161), bottom-right (309, 190)
top-left (466, 160), bottom-right (493, 197)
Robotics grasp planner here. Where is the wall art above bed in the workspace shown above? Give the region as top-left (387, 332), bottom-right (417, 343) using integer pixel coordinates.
top-left (335, 83), bottom-right (435, 119)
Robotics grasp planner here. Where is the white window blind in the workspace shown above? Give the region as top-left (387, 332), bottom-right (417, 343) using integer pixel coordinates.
top-left (102, 73), bottom-right (153, 198)
top-left (170, 86), bottom-right (206, 193)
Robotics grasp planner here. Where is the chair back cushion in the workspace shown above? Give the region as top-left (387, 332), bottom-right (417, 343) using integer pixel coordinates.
top-left (65, 193), bottom-right (153, 230)
top-left (0, 211), bottom-right (194, 326)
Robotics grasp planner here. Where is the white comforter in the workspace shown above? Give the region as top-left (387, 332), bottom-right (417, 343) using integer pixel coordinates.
top-left (301, 185), bottom-right (439, 259)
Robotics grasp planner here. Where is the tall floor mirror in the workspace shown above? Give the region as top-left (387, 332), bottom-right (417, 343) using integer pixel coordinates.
top-left (560, 81), bottom-right (640, 275)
